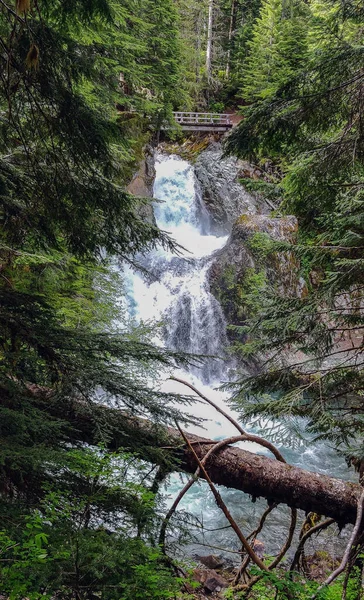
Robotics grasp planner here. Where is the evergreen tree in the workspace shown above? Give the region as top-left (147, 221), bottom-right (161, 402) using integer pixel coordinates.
top-left (242, 0), bottom-right (310, 100)
top-left (224, 0), bottom-right (262, 82)
top-left (226, 0), bottom-right (364, 454)
top-left (0, 1), bottom-right (190, 596)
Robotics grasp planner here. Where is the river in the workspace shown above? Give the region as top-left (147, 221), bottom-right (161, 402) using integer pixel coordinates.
top-left (124, 152), bottom-right (354, 562)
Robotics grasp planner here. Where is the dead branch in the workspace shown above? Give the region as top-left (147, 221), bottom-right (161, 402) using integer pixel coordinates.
top-left (170, 376), bottom-right (286, 462)
top-left (177, 424), bottom-right (269, 572)
top-left (290, 518), bottom-right (335, 572)
top-left (312, 488), bottom-right (364, 598)
top-left (158, 434), bottom-right (249, 552)
top-left (234, 504), bottom-right (278, 585)
top-left (31, 394), bottom-right (363, 524)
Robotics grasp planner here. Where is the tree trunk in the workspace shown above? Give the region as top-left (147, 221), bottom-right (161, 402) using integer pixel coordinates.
top-left (225, 0), bottom-right (236, 79)
top-left (195, 8), bottom-right (202, 84)
top-left (39, 396), bottom-right (361, 526)
top-left (178, 432), bottom-right (359, 526)
top-left (206, 0), bottom-right (214, 82)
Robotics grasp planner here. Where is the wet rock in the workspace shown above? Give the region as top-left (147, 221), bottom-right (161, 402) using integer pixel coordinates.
top-left (208, 214), bottom-right (305, 332)
top-left (127, 145), bottom-right (156, 225)
top-left (194, 554), bottom-right (225, 569)
top-left (194, 144), bottom-right (269, 235)
top-left (193, 568), bottom-right (228, 593)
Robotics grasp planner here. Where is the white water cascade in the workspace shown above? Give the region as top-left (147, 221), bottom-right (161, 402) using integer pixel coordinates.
top-left (123, 153), bottom-right (353, 561)
top-left (124, 154), bottom-right (231, 388)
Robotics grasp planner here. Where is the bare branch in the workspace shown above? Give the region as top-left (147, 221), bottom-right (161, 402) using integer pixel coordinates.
top-left (290, 518), bottom-right (335, 572)
top-left (312, 489), bottom-right (364, 598)
top-left (177, 424), bottom-right (269, 572)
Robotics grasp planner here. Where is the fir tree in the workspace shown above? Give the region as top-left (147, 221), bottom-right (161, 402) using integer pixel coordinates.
top-left (242, 0), bottom-right (310, 100)
top-left (226, 0), bottom-right (364, 454)
top-left (0, 1), bottom-right (190, 596)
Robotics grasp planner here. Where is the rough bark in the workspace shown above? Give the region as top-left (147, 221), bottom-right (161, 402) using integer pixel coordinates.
top-left (225, 0), bottom-right (236, 79)
top-left (39, 396), bottom-right (361, 525)
top-left (179, 433), bottom-right (359, 526)
top-left (206, 0), bottom-right (214, 81)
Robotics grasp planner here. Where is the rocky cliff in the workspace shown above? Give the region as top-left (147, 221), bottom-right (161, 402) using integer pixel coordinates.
top-left (194, 143), bottom-right (272, 234)
top-left (126, 144), bottom-right (156, 224)
top-left (208, 214), bottom-right (305, 334)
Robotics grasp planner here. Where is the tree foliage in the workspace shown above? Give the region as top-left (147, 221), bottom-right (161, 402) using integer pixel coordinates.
top-left (226, 0), bottom-right (364, 455)
top-left (242, 0), bottom-right (310, 100)
top-left (0, 0), bottom-right (192, 597)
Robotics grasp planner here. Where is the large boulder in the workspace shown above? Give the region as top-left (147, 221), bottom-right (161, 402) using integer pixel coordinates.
top-left (194, 144), bottom-right (270, 234)
top-left (208, 214), bottom-right (305, 330)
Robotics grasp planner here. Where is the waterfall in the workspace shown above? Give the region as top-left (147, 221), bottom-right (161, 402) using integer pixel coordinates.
top-left (125, 154), bottom-right (229, 384)
top-left (123, 152), bottom-right (352, 561)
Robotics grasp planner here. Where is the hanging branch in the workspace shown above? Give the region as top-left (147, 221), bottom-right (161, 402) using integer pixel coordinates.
top-left (312, 488), bottom-right (364, 598)
top-left (177, 423), bottom-right (270, 572)
top-left (170, 376), bottom-right (286, 462)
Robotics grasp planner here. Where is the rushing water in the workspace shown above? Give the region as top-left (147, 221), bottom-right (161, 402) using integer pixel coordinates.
top-left (124, 153), bottom-right (354, 562)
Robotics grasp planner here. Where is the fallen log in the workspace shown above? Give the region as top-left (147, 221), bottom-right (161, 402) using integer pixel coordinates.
top-left (176, 431), bottom-right (359, 526)
top-left (40, 396), bottom-right (361, 525)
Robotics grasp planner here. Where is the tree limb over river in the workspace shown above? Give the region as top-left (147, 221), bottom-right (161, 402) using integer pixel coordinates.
top-left (39, 395), bottom-right (361, 526)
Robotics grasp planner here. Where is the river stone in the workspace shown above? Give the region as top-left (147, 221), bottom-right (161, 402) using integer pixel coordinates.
top-left (194, 554), bottom-right (225, 569)
top-left (194, 144), bottom-right (269, 234)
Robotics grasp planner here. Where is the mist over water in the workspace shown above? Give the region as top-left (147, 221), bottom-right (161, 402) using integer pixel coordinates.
top-left (124, 153), bottom-right (354, 561)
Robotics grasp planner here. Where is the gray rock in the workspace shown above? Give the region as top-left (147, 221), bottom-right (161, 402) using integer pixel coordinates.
top-left (208, 214), bottom-right (304, 331)
top-left (194, 144), bottom-right (269, 234)
top-left (194, 554), bottom-right (225, 569)
top-left (127, 145), bottom-right (156, 225)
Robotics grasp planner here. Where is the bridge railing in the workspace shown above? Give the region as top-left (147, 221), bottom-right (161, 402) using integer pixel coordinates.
top-left (172, 112), bottom-right (232, 126)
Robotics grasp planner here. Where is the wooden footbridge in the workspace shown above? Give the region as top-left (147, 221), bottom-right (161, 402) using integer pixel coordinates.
top-left (164, 112), bottom-right (233, 132)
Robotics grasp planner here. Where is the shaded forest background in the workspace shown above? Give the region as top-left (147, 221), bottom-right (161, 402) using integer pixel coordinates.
top-left (0, 0), bottom-right (363, 598)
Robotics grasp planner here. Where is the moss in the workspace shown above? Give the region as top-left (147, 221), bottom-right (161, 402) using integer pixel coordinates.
top-left (212, 263), bottom-right (267, 343)
top-left (246, 232), bottom-right (274, 263)
top-left (236, 213), bottom-right (252, 225)
top-left (237, 268), bottom-right (267, 315)
top-left (238, 177), bottom-right (283, 203)
top-left (159, 134), bottom-right (221, 162)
